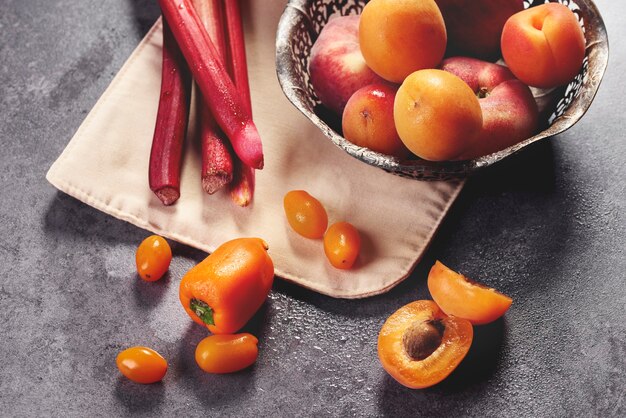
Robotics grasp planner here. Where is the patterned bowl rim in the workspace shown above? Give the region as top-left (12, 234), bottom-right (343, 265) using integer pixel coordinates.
top-left (275, 0), bottom-right (609, 179)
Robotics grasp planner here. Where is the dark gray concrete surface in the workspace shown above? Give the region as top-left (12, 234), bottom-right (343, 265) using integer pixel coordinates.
top-left (1, 0), bottom-right (624, 416)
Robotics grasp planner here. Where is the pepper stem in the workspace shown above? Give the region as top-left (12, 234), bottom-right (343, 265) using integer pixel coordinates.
top-left (190, 299), bottom-right (215, 326)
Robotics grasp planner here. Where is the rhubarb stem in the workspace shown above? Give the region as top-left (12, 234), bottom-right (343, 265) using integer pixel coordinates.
top-left (192, 0), bottom-right (234, 194)
top-left (224, 0), bottom-right (252, 113)
top-left (224, 0), bottom-right (256, 207)
top-left (159, 0), bottom-right (264, 169)
top-left (149, 20), bottom-right (192, 206)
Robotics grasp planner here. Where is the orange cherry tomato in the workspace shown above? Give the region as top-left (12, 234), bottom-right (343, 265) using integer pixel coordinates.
top-left (323, 222), bottom-right (361, 269)
top-left (136, 235), bottom-right (172, 282)
top-left (283, 190), bottom-right (328, 239)
top-left (195, 333), bottom-right (259, 374)
top-left (427, 261), bottom-right (513, 325)
top-left (116, 346), bottom-right (168, 384)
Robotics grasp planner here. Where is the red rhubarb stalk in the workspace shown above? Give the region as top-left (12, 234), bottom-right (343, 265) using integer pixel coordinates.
top-left (224, 0), bottom-right (252, 111)
top-left (198, 106), bottom-right (234, 194)
top-left (192, 0), bottom-right (234, 194)
top-left (159, 0), bottom-right (264, 170)
top-left (224, 0), bottom-right (256, 207)
top-left (149, 20), bottom-right (192, 206)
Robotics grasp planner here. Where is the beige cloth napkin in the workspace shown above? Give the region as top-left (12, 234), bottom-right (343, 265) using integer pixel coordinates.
top-left (46, 2), bottom-right (464, 298)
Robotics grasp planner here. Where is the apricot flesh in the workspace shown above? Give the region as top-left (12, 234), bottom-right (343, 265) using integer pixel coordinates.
top-left (378, 300), bottom-right (473, 389)
top-left (359, 0), bottom-right (447, 83)
top-left (501, 3), bottom-right (586, 88)
top-left (394, 69), bottom-right (482, 161)
top-left (428, 261), bottom-right (513, 325)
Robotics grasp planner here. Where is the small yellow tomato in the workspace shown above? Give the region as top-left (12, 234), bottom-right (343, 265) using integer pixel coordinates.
top-left (324, 222), bottom-right (361, 269)
top-left (195, 334), bottom-right (259, 374)
top-left (283, 190), bottom-right (328, 239)
top-left (116, 346), bottom-right (167, 384)
top-left (135, 235), bottom-right (172, 282)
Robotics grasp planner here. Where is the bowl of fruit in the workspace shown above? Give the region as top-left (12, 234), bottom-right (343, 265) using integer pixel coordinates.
top-left (276, 0), bottom-right (608, 180)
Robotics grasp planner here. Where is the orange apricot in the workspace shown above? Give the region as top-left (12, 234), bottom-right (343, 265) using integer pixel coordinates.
top-left (394, 69), bottom-right (483, 161)
top-left (378, 300), bottom-right (473, 389)
top-left (501, 3), bottom-right (586, 88)
top-left (427, 261), bottom-right (513, 325)
top-left (283, 190), bottom-right (328, 239)
top-left (359, 0), bottom-right (447, 83)
top-left (323, 222), bottom-right (361, 269)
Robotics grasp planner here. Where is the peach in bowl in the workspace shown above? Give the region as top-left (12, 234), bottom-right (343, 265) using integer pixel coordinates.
top-left (275, 0), bottom-right (608, 180)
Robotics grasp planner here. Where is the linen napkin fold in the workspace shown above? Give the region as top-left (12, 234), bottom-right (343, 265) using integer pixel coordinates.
top-left (46, 2), bottom-right (464, 298)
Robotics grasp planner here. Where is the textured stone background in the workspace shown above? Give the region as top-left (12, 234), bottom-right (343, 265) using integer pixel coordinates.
top-left (1, 0), bottom-right (624, 416)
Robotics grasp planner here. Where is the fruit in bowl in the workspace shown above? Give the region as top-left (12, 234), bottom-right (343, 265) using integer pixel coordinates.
top-left (359, 0), bottom-right (447, 83)
top-left (276, 0), bottom-right (607, 178)
top-left (435, 0), bottom-right (524, 60)
top-left (394, 69), bottom-right (483, 161)
top-left (309, 15), bottom-right (385, 115)
top-left (501, 3), bottom-right (586, 89)
top-left (342, 83), bottom-right (411, 159)
top-left (441, 57), bottom-right (539, 160)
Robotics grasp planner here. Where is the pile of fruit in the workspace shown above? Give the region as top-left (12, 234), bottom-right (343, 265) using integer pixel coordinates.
top-left (309, 0), bottom-right (586, 161)
top-left (378, 261), bottom-right (512, 388)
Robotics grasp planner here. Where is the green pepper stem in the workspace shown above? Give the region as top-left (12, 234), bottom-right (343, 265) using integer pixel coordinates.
top-left (190, 299), bottom-right (215, 326)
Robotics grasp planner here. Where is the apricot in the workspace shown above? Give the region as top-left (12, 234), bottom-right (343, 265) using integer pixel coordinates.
top-left (394, 69), bottom-right (482, 161)
top-left (359, 0), bottom-right (447, 83)
top-left (378, 300), bottom-right (473, 389)
top-left (342, 83), bottom-right (411, 158)
top-left (501, 3), bottom-right (586, 88)
top-left (428, 261), bottom-right (512, 325)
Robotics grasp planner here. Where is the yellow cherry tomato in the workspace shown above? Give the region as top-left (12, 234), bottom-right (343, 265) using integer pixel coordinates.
top-left (195, 333), bottom-right (259, 374)
top-left (116, 346), bottom-right (168, 384)
top-left (283, 190), bottom-right (328, 239)
top-left (135, 235), bottom-right (172, 282)
top-left (324, 222), bottom-right (361, 269)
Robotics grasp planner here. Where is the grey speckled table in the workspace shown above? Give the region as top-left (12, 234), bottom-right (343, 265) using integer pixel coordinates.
top-left (1, 0), bottom-right (625, 416)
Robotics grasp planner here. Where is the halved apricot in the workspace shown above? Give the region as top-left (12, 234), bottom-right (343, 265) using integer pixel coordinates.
top-left (378, 300), bottom-right (473, 389)
top-left (428, 261), bottom-right (513, 325)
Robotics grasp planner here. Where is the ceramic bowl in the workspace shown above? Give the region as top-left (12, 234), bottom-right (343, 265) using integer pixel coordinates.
top-left (276, 0), bottom-right (609, 180)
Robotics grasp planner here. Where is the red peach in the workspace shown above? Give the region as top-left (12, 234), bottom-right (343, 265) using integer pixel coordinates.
top-left (441, 57), bottom-right (539, 159)
top-left (435, 0), bottom-right (523, 60)
top-left (342, 84), bottom-right (411, 159)
top-left (309, 15), bottom-right (385, 115)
